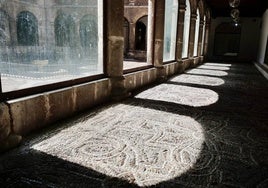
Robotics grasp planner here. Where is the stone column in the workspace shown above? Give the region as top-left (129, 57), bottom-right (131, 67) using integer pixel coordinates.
top-left (203, 20), bottom-right (210, 60)
top-left (197, 20), bottom-right (204, 63)
top-left (198, 21), bottom-right (204, 56)
top-left (153, 0), bottom-right (166, 81)
top-left (9, 16), bottom-right (17, 46)
top-left (105, 0), bottom-right (130, 100)
top-left (188, 13), bottom-right (197, 65)
top-left (129, 22), bottom-right (136, 53)
top-left (175, 3), bottom-right (186, 62)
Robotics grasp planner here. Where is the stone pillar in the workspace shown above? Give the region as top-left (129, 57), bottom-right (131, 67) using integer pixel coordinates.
top-left (203, 20), bottom-right (210, 60)
top-left (188, 13), bottom-right (197, 64)
top-left (175, 3), bottom-right (186, 62)
top-left (197, 20), bottom-right (204, 63)
top-left (105, 0), bottom-right (130, 100)
top-left (198, 21), bottom-right (204, 56)
top-left (129, 22), bottom-right (136, 52)
top-left (153, 0), bottom-right (166, 81)
top-left (9, 17), bottom-right (17, 46)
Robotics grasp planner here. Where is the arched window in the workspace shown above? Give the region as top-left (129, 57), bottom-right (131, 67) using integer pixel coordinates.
top-left (182, 0), bottom-right (191, 58)
top-left (17, 11), bottom-right (38, 46)
top-left (123, 18), bottom-right (129, 56)
top-left (0, 10), bottom-right (10, 46)
top-left (201, 16), bottom-right (206, 55)
top-left (193, 8), bottom-right (200, 56)
top-left (80, 15), bottom-right (97, 48)
top-left (55, 13), bottom-right (75, 47)
top-left (163, 0), bottom-right (179, 62)
top-left (135, 16), bottom-right (147, 51)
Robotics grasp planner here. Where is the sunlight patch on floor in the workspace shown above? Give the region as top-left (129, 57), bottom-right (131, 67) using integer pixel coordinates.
top-left (186, 68), bottom-right (228, 77)
top-left (170, 74), bottom-right (225, 86)
top-left (204, 62), bottom-right (232, 67)
top-left (135, 84), bottom-right (219, 107)
top-left (198, 65), bottom-right (231, 71)
top-left (30, 104), bottom-right (205, 187)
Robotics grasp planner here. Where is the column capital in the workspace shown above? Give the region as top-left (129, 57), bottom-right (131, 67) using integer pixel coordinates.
top-left (179, 4), bottom-right (186, 12)
top-left (190, 13), bottom-right (197, 20)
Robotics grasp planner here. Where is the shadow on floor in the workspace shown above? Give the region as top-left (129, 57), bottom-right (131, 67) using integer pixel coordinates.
top-left (0, 62), bottom-right (268, 187)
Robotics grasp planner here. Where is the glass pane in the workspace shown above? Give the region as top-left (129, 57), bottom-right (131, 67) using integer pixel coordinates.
top-left (0, 0), bottom-right (103, 92)
top-left (163, 0), bottom-right (178, 62)
top-left (182, 0), bottom-right (190, 58)
top-left (193, 9), bottom-right (200, 56)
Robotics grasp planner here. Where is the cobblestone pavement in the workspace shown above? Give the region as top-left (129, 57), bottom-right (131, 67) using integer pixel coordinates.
top-left (0, 62), bottom-right (268, 187)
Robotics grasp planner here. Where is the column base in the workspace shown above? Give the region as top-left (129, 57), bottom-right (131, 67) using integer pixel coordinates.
top-left (0, 134), bottom-right (22, 153)
top-left (110, 76), bottom-right (131, 101)
top-left (156, 66), bottom-right (167, 83)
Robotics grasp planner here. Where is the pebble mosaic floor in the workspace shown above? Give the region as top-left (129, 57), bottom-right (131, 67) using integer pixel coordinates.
top-left (0, 62), bottom-right (268, 187)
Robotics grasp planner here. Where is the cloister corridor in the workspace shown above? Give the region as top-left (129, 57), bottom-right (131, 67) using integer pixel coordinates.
top-left (1, 62), bottom-right (267, 187)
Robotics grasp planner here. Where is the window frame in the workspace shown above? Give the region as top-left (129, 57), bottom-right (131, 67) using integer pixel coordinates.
top-left (181, 0), bottom-right (191, 59)
top-left (163, 0), bottom-right (179, 63)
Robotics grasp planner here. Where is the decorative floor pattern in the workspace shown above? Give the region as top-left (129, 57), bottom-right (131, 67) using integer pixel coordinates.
top-left (0, 62), bottom-right (268, 187)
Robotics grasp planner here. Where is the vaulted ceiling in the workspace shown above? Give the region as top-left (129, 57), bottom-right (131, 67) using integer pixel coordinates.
top-left (205, 0), bottom-right (268, 18)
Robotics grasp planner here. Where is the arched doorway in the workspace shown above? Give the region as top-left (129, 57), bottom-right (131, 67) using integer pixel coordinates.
top-left (80, 15), bottom-right (97, 48)
top-left (54, 13), bottom-right (75, 47)
top-left (135, 16), bottom-right (147, 51)
top-left (17, 11), bottom-right (39, 46)
top-left (214, 22), bottom-right (241, 56)
top-left (79, 15), bottom-right (98, 59)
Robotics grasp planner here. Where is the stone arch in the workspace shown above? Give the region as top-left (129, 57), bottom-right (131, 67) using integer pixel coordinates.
top-left (54, 13), bottom-right (75, 47)
top-left (0, 9), bottom-right (10, 46)
top-left (17, 11), bottom-right (39, 46)
top-left (79, 14), bottom-right (97, 48)
top-left (135, 15), bottom-right (148, 51)
top-left (133, 13), bottom-right (148, 25)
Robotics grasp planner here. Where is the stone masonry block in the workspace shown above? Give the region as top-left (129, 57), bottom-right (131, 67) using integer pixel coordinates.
top-left (0, 103), bottom-right (11, 142)
top-left (46, 87), bottom-right (75, 123)
top-left (74, 82), bottom-right (96, 112)
top-left (8, 95), bottom-right (47, 135)
top-left (95, 79), bottom-right (111, 104)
